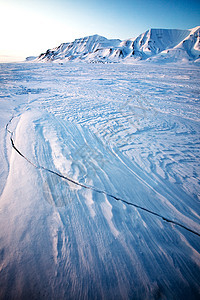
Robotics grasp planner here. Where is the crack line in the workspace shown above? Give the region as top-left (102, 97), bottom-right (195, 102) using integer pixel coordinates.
top-left (6, 119), bottom-right (200, 238)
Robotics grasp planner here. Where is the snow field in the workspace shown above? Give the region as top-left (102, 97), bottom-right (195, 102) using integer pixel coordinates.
top-left (0, 62), bottom-right (199, 299)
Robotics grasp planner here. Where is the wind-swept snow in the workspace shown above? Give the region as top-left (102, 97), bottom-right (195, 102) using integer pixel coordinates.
top-left (0, 62), bottom-right (200, 299)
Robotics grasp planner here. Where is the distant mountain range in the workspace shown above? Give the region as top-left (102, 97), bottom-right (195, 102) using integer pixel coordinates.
top-left (30, 26), bottom-right (200, 64)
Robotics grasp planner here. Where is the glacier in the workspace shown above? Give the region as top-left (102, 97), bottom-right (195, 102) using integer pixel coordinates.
top-left (0, 61), bottom-right (200, 299)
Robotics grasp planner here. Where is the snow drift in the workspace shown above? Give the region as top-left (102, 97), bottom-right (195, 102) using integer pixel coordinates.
top-left (0, 61), bottom-right (200, 299)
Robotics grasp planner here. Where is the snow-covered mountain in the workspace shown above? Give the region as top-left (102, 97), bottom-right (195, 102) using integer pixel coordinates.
top-left (34, 27), bottom-right (200, 64)
top-left (36, 35), bottom-right (121, 63)
top-left (148, 26), bottom-right (200, 63)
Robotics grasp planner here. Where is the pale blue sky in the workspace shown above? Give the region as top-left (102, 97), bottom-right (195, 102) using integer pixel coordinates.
top-left (0, 0), bottom-right (199, 61)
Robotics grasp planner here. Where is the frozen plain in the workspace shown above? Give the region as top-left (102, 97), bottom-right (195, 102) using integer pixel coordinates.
top-left (0, 61), bottom-right (200, 299)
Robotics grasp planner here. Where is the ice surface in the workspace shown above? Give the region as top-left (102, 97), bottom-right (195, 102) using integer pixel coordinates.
top-left (0, 62), bottom-right (200, 299)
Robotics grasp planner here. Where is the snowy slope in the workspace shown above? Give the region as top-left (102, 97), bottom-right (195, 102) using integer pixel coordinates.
top-left (130, 28), bottom-right (190, 59)
top-left (148, 26), bottom-right (200, 63)
top-left (35, 27), bottom-right (200, 63)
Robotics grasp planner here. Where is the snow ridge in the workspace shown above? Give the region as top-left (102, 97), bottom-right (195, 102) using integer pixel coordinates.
top-left (33, 27), bottom-right (200, 64)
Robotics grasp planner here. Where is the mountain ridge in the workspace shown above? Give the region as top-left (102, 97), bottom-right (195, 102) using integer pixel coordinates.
top-left (31, 26), bottom-right (200, 64)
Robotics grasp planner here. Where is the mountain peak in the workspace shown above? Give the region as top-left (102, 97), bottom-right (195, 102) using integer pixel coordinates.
top-left (33, 27), bottom-right (200, 64)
